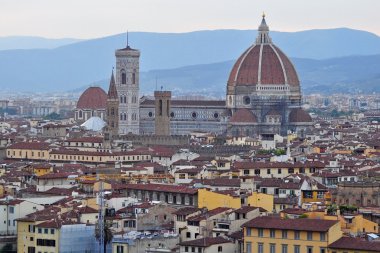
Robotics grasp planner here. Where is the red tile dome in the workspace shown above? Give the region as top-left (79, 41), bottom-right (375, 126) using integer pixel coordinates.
top-left (77, 87), bottom-right (107, 110)
top-left (230, 109), bottom-right (257, 123)
top-left (227, 16), bottom-right (299, 87)
top-left (289, 108), bottom-right (312, 123)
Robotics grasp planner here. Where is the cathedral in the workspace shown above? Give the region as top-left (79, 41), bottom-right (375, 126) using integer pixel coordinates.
top-left (80, 15), bottom-right (313, 139)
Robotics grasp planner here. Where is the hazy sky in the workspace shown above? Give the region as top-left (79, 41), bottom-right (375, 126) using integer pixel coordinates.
top-left (0, 0), bottom-right (379, 39)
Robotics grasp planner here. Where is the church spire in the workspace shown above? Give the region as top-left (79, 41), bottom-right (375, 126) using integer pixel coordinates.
top-left (256, 13), bottom-right (272, 44)
top-left (107, 70), bottom-right (118, 99)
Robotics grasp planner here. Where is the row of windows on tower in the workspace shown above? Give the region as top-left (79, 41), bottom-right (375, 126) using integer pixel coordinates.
top-left (119, 95), bottom-right (137, 104)
top-left (120, 70), bottom-right (136, 85)
top-left (120, 113), bottom-right (137, 121)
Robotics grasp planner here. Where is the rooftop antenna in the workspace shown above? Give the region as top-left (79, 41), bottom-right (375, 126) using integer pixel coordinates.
top-left (161, 85), bottom-right (163, 91)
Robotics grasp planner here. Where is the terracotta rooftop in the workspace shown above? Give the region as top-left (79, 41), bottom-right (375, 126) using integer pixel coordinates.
top-left (328, 237), bottom-right (380, 252)
top-left (125, 183), bottom-right (198, 195)
top-left (243, 216), bottom-right (339, 232)
top-left (8, 142), bottom-right (50, 150)
top-left (289, 108), bottom-right (312, 123)
top-left (230, 109), bottom-right (257, 124)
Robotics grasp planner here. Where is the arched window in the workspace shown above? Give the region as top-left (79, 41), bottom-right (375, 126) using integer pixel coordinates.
top-left (124, 113), bottom-right (127, 121)
top-left (132, 113), bottom-right (137, 121)
top-left (121, 69), bottom-right (126, 84)
top-left (132, 96), bottom-right (137, 103)
top-left (124, 96), bottom-right (127, 104)
top-left (120, 113), bottom-right (123, 120)
top-left (120, 96), bottom-right (124, 103)
top-left (111, 107), bottom-right (115, 115)
top-left (78, 110), bottom-right (83, 118)
top-left (132, 72), bottom-right (136, 84)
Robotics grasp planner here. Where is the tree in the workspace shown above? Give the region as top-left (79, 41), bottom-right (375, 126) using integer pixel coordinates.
top-left (95, 219), bottom-right (114, 253)
top-left (44, 112), bottom-right (61, 120)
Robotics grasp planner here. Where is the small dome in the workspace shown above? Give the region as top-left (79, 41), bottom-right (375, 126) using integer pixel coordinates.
top-left (289, 108), bottom-right (312, 123)
top-left (77, 87), bottom-right (107, 110)
top-left (230, 109), bottom-right (257, 123)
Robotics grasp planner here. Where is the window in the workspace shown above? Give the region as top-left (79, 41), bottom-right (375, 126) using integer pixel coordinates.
top-left (244, 170), bottom-right (250, 175)
top-left (282, 244), bottom-right (288, 253)
top-left (319, 232), bottom-right (325, 241)
top-left (132, 73), bottom-right (136, 84)
top-left (282, 230), bottom-right (288, 239)
top-left (186, 232), bottom-right (191, 238)
top-left (38, 228), bottom-right (42, 234)
top-left (307, 231), bottom-right (313, 240)
top-left (320, 248), bottom-right (326, 253)
top-left (121, 70), bottom-right (126, 84)
top-left (258, 228), bottom-right (263, 237)
top-left (246, 242), bottom-right (252, 253)
top-left (44, 228), bottom-right (48, 234)
top-left (307, 246), bottom-right (313, 253)
top-left (218, 246), bottom-right (222, 252)
top-left (185, 246), bottom-right (189, 252)
top-left (51, 229), bottom-right (55, 234)
top-left (278, 169), bottom-right (282, 174)
top-left (117, 245), bottom-right (124, 253)
top-left (27, 247), bottom-right (35, 253)
top-left (270, 244), bottom-right (276, 253)
top-left (267, 169), bottom-right (271, 174)
top-left (258, 243), bottom-right (263, 253)
top-left (9, 206), bottom-right (14, 213)
top-left (30, 237), bottom-right (34, 241)
top-left (294, 231), bottom-right (300, 240)
top-left (317, 191), bottom-right (324, 199)
top-left (192, 247), bottom-right (195, 252)
top-left (191, 112), bottom-right (197, 119)
top-left (243, 96), bottom-right (251, 105)
top-left (270, 229), bottom-right (276, 238)
top-left (246, 228), bottom-right (251, 236)
top-left (294, 245), bottom-right (300, 253)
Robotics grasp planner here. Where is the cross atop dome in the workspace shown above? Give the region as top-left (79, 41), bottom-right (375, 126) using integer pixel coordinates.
top-left (256, 13), bottom-right (272, 44)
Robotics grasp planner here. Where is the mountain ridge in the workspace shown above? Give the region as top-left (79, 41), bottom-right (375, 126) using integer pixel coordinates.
top-left (0, 28), bottom-right (379, 92)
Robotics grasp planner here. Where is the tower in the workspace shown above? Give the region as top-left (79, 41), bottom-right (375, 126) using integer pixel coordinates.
top-left (104, 72), bottom-right (119, 145)
top-left (115, 40), bottom-right (140, 135)
top-left (154, 90), bottom-right (171, 136)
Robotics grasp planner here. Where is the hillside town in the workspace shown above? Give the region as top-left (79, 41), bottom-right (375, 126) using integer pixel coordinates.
top-left (0, 15), bottom-right (380, 253)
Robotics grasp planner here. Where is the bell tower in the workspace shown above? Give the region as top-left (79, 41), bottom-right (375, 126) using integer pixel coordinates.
top-left (104, 71), bottom-right (119, 146)
top-left (115, 37), bottom-right (140, 135)
top-left (154, 90), bottom-right (171, 136)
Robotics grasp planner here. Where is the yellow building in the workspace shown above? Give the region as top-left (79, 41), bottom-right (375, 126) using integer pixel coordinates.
top-left (198, 188), bottom-right (241, 210)
top-left (302, 189), bottom-right (331, 205)
top-left (17, 218), bottom-right (96, 253)
top-left (30, 163), bottom-right (53, 176)
top-left (306, 211), bottom-right (379, 235)
top-left (7, 142), bottom-right (50, 160)
top-left (243, 216), bottom-right (342, 253)
top-left (247, 192), bottom-right (274, 213)
top-left (198, 189), bottom-right (273, 213)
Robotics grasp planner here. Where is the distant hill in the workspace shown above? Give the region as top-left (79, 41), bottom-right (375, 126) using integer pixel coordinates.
top-left (84, 54), bottom-right (380, 97)
top-left (0, 28), bottom-right (380, 92)
top-left (0, 36), bottom-right (81, 50)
